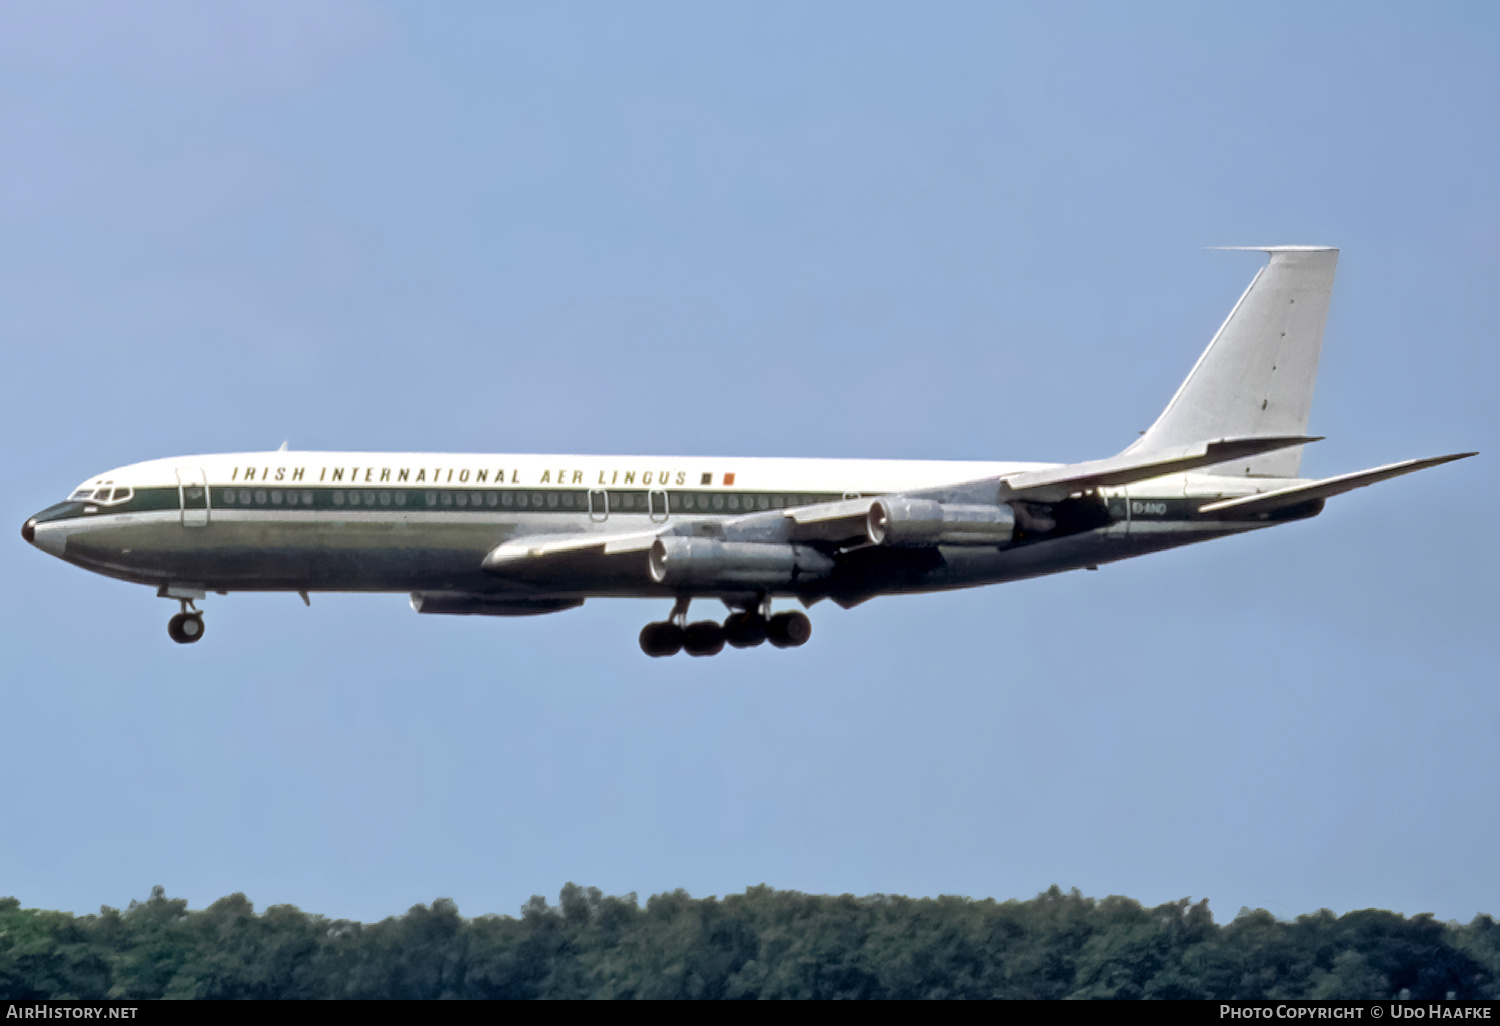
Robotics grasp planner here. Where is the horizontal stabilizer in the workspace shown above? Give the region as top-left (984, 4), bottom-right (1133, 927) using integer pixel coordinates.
top-left (1198, 452), bottom-right (1478, 517)
top-left (1002, 435), bottom-right (1321, 502)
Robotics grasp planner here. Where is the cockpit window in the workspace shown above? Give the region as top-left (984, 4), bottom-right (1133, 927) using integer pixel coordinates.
top-left (72, 483), bottom-right (133, 506)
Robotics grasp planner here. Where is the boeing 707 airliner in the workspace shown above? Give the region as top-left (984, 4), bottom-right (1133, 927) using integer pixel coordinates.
top-left (21, 248), bottom-right (1475, 656)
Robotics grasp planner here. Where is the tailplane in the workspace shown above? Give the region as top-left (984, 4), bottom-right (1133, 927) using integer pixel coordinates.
top-left (1127, 247), bottom-right (1339, 478)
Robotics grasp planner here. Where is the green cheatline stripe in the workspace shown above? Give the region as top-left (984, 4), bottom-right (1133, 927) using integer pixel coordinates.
top-left (60, 489), bottom-right (1298, 525)
top-left (71, 486), bottom-right (853, 518)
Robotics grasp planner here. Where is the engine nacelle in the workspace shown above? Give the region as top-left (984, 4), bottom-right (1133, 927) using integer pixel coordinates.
top-left (867, 497), bottom-right (1016, 547)
top-left (410, 592), bottom-right (584, 616)
top-left (649, 538), bottom-right (834, 590)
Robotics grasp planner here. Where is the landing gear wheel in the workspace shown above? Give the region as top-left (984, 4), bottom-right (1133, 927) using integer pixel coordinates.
top-left (723, 612), bottom-right (768, 648)
top-left (767, 611), bottom-right (812, 649)
top-left (682, 620), bottom-right (726, 657)
top-left (168, 612), bottom-right (205, 645)
top-left (639, 621), bottom-right (684, 658)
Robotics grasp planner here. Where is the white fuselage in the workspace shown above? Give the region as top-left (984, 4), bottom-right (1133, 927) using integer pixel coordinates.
top-left (25, 450), bottom-right (1277, 610)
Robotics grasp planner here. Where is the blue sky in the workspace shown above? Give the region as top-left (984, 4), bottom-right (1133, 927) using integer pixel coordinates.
top-left (2, 1), bottom-right (1496, 925)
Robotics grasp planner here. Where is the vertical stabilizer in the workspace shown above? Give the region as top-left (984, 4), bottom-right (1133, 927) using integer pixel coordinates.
top-left (1127, 247), bottom-right (1338, 478)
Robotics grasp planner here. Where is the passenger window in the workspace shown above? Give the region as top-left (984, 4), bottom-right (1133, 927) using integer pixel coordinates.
top-left (712, 494), bottom-right (724, 510)
top-left (333, 491), bottom-right (346, 506)
top-left (394, 492), bottom-right (407, 507)
top-left (271, 490), bottom-right (283, 504)
top-left (441, 492), bottom-right (453, 506)
top-left (561, 492), bottom-right (574, 509)
top-left (728, 495), bottom-right (740, 510)
top-left (285, 491), bottom-right (298, 506)
top-left (486, 492), bottom-right (499, 507)
top-left (221, 490), bottom-right (235, 504)
top-left (502, 492), bottom-right (514, 507)
top-left (425, 491), bottom-right (438, 507)
top-left (455, 491), bottom-right (468, 507)
top-left (757, 495), bottom-right (769, 510)
top-left (349, 491), bottom-right (361, 506)
top-left (379, 491), bottom-right (391, 506)
top-left (239, 489), bottom-right (253, 505)
top-left (532, 493), bottom-right (544, 507)
top-left (364, 491), bottom-right (376, 506)
top-left (301, 490), bottom-right (315, 505)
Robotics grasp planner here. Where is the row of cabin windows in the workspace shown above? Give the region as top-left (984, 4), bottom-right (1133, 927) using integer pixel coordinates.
top-left (221, 489), bottom-right (320, 507)
top-left (215, 488), bottom-right (839, 512)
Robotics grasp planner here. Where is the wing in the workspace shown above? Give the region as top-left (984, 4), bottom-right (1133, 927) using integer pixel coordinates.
top-left (480, 435), bottom-right (1326, 574)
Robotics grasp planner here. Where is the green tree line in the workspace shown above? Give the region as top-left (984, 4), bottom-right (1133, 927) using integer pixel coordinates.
top-left (2, 885), bottom-right (1495, 999)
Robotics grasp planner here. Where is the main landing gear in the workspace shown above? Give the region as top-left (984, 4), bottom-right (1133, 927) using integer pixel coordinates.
top-left (167, 598), bottom-right (205, 645)
top-left (639, 597), bottom-right (812, 658)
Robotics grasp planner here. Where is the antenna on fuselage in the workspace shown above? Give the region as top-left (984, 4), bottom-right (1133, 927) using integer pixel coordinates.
top-left (277, 440), bottom-right (289, 452)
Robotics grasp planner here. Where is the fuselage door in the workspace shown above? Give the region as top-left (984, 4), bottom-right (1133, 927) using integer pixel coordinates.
top-left (588, 487), bottom-right (609, 523)
top-left (648, 488), bottom-right (669, 523)
top-left (176, 467), bottom-right (210, 527)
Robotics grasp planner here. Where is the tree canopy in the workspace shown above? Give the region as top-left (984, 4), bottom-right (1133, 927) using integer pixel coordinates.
top-left (1, 886), bottom-right (1494, 999)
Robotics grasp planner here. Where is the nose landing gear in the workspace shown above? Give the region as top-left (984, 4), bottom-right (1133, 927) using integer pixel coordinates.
top-left (166, 597), bottom-right (205, 645)
top-left (639, 597), bottom-right (811, 657)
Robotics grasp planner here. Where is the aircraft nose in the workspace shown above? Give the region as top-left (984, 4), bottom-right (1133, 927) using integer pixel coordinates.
top-left (22, 517), bottom-right (36, 544)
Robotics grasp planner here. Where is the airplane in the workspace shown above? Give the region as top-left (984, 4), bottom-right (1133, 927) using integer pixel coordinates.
top-left (21, 246), bottom-right (1475, 657)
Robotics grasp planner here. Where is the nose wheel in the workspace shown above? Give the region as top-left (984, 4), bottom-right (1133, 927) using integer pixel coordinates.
top-left (639, 598), bottom-right (810, 657)
top-left (166, 597), bottom-right (205, 644)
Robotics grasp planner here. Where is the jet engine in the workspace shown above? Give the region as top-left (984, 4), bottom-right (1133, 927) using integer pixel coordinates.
top-left (866, 497), bottom-right (1016, 547)
top-left (648, 538), bottom-right (834, 590)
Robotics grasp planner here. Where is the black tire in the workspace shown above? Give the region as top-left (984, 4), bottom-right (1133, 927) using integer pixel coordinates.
top-left (639, 621), bottom-right (684, 657)
top-left (767, 611), bottom-right (812, 649)
top-left (682, 620), bottom-right (726, 657)
top-left (168, 613), bottom-right (205, 645)
top-left (723, 612), bottom-right (767, 648)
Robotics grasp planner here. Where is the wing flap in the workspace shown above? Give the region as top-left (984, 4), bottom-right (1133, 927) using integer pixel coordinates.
top-left (482, 529), bottom-right (660, 573)
top-left (787, 497), bottom-right (874, 524)
top-left (781, 497), bottom-right (875, 543)
top-left (1002, 435), bottom-right (1321, 502)
top-left (1197, 452), bottom-right (1477, 517)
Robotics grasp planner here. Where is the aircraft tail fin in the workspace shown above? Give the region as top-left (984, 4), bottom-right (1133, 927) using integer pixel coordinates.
top-left (1126, 247), bottom-right (1339, 478)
